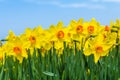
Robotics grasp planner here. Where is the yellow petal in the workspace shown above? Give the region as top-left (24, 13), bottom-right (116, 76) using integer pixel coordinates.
top-left (94, 53), bottom-right (100, 63)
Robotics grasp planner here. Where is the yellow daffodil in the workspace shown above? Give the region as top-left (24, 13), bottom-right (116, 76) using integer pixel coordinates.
top-left (83, 18), bottom-right (102, 36)
top-left (110, 19), bottom-right (120, 45)
top-left (118, 29), bottom-right (120, 45)
top-left (6, 30), bottom-right (17, 42)
top-left (39, 29), bottom-right (53, 50)
top-left (68, 18), bottom-right (84, 34)
top-left (8, 37), bottom-right (28, 63)
top-left (1, 18), bottom-right (120, 64)
top-left (68, 18), bottom-right (86, 50)
top-left (84, 34), bottom-right (112, 63)
top-left (68, 18), bottom-right (85, 41)
top-left (48, 22), bottom-right (67, 50)
top-left (0, 46), bottom-right (4, 64)
top-left (21, 27), bottom-right (42, 49)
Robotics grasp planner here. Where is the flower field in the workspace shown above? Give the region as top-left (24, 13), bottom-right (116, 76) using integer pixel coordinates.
top-left (0, 18), bottom-right (120, 80)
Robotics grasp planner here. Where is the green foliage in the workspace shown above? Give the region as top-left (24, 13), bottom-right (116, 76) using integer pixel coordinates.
top-left (0, 44), bottom-right (120, 80)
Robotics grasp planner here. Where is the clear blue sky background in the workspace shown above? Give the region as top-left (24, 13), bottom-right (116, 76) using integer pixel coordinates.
top-left (0, 0), bottom-right (120, 39)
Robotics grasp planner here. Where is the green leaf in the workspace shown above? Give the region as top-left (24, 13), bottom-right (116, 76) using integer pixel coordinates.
top-left (0, 66), bottom-right (4, 80)
top-left (43, 71), bottom-right (57, 77)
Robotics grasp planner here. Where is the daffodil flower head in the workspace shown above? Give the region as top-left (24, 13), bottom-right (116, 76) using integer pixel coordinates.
top-left (8, 37), bottom-right (28, 63)
top-left (84, 34), bottom-right (111, 63)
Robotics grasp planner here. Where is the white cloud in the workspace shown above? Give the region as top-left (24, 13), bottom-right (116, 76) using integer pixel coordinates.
top-left (23, 0), bottom-right (59, 5)
top-left (54, 3), bottom-right (87, 8)
top-left (91, 0), bottom-right (120, 3)
top-left (23, 0), bottom-right (105, 9)
top-left (102, 0), bottom-right (120, 2)
top-left (91, 0), bottom-right (100, 2)
top-left (23, 0), bottom-right (58, 3)
top-left (57, 3), bottom-right (105, 9)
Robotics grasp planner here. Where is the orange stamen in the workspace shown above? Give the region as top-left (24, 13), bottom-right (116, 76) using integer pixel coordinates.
top-left (57, 30), bottom-right (64, 39)
top-left (13, 46), bottom-right (22, 55)
top-left (29, 36), bottom-right (36, 44)
top-left (96, 46), bottom-right (103, 53)
top-left (88, 26), bottom-right (94, 34)
top-left (105, 25), bottom-right (110, 31)
top-left (76, 25), bottom-right (83, 33)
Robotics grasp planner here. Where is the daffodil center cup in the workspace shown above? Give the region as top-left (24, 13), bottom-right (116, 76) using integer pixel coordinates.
top-left (105, 25), bottom-right (110, 31)
top-left (96, 46), bottom-right (103, 53)
top-left (29, 36), bottom-right (36, 44)
top-left (57, 30), bottom-right (64, 39)
top-left (76, 25), bottom-right (83, 33)
top-left (13, 46), bottom-right (22, 55)
top-left (88, 26), bottom-right (94, 34)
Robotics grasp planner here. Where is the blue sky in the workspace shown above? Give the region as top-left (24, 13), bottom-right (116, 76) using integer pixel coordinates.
top-left (0, 0), bottom-right (120, 39)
